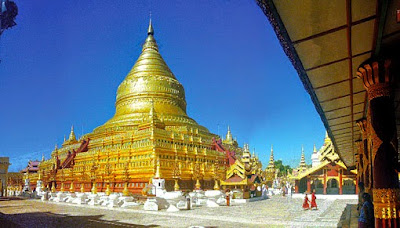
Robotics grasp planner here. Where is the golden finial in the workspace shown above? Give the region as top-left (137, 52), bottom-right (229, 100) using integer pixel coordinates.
top-left (324, 131), bottom-right (332, 145)
top-left (148, 18), bottom-right (154, 35)
top-left (68, 125), bottom-right (77, 141)
top-left (154, 158), bottom-right (161, 178)
top-left (226, 125), bottom-right (232, 142)
top-left (313, 144), bottom-right (317, 153)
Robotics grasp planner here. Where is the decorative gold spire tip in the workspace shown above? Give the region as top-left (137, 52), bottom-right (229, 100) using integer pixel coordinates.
top-left (148, 19), bottom-right (154, 35)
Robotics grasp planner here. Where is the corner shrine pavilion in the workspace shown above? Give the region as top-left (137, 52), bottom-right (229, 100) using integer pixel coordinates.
top-left (290, 133), bottom-right (357, 195)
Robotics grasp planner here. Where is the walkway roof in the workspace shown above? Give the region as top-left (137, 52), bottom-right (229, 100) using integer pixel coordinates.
top-left (257, 0), bottom-right (400, 167)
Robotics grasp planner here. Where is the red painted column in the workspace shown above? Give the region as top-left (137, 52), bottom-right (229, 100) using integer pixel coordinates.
top-left (323, 170), bottom-right (327, 195)
top-left (355, 181), bottom-right (359, 194)
top-left (339, 170), bottom-right (343, 195)
top-left (295, 180), bottom-right (299, 193)
top-left (306, 178), bottom-right (311, 193)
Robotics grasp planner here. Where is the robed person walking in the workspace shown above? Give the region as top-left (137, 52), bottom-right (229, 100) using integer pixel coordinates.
top-left (310, 190), bottom-right (317, 210)
top-left (302, 193), bottom-right (310, 210)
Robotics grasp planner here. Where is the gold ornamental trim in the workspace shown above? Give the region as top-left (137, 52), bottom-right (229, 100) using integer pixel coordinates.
top-left (373, 188), bottom-right (400, 219)
top-left (356, 118), bottom-right (368, 140)
top-left (366, 83), bottom-right (391, 100)
top-left (357, 60), bottom-right (392, 101)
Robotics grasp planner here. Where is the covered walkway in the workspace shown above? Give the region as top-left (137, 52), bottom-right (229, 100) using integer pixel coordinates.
top-left (257, 0), bottom-right (400, 226)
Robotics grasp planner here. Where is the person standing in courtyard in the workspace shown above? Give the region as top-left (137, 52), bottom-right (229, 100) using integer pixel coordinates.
top-left (310, 189), bottom-right (317, 210)
top-left (358, 193), bottom-right (374, 228)
top-left (225, 189), bottom-right (231, 206)
top-left (302, 193), bottom-right (310, 210)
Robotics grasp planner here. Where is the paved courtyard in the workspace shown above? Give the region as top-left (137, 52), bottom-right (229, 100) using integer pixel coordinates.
top-left (0, 195), bottom-right (357, 228)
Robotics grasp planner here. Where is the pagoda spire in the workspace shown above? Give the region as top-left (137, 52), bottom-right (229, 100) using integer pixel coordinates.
top-left (226, 125), bottom-right (232, 142)
top-left (154, 158), bottom-right (161, 178)
top-left (311, 143), bottom-right (321, 167)
top-left (324, 131), bottom-right (332, 145)
top-left (299, 145), bottom-right (307, 169)
top-left (148, 18), bottom-right (154, 35)
top-left (98, 15), bottom-right (207, 131)
top-left (68, 125), bottom-right (77, 141)
top-left (268, 145), bottom-right (275, 168)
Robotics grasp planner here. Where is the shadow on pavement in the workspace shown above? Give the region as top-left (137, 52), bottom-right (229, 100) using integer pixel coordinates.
top-left (338, 204), bottom-right (358, 228)
top-left (0, 197), bottom-right (25, 201)
top-left (0, 211), bottom-right (160, 228)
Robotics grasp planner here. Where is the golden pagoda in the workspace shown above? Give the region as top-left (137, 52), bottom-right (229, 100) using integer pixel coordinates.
top-left (298, 145), bottom-right (307, 172)
top-left (37, 20), bottom-right (227, 194)
top-left (266, 145), bottom-right (275, 170)
top-left (264, 145), bottom-right (275, 186)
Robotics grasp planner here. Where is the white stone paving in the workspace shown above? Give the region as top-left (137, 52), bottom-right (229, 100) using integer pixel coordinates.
top-left (0, 194), bottom-right (357, 227)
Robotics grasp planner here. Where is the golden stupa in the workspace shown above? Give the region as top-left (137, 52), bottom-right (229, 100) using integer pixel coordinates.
top-left (37, 21), bottom-right (227, 194)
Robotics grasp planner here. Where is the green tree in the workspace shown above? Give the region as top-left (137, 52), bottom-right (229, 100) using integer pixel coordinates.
top-left (274, 160), bottom-right (293, 176)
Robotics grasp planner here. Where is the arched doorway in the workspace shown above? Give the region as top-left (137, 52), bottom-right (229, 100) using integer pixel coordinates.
top-left (327, 178), bottom-right (339, 194)
top-left (298, 178), bottom-right (307, 193)
top-left (313, 179), bottom-right (324, 194)
top-left (342, 179), bottom-right (356, 194)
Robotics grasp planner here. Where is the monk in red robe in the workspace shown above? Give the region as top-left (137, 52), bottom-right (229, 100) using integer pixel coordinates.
top-left (302, 193), bottom-right (310, 210)
top-left (310, 190), bottom-right (317, 210)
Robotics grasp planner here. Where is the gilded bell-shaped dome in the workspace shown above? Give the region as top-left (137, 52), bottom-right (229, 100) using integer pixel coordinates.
top-left (96, 20), bottom-right (207, 132)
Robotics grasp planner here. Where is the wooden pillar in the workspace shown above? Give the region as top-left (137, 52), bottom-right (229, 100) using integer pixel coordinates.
top-left (339, 170), bottom-right (343, 195)
top-left (294, 180), bottom-right (299, 193)
top-left (323, 170), bottom-right (327, 195)
top-left (355, 140), bottom-right (363, 184)
top-left (355, 180), bottom-right (359, 194)
top-left (357, 59), bottom-right (399, 227)
top-left (357, 118), bottom-right (371, 193)
top-left (306, 177), bottom-right (311, 193)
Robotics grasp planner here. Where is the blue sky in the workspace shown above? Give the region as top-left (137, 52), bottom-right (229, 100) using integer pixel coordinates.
top-left (0, 1), bottom-right (325, 172)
